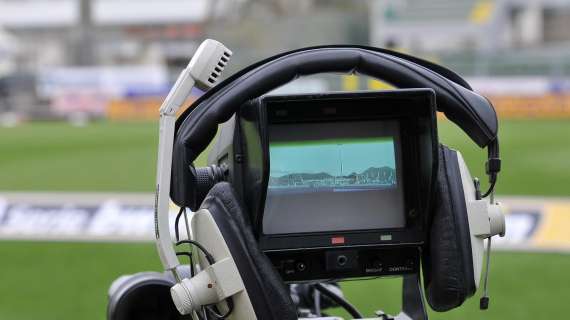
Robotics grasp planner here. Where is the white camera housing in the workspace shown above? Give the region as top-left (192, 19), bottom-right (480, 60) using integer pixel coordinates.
top-left (173, 209), bottom-right (257, 318)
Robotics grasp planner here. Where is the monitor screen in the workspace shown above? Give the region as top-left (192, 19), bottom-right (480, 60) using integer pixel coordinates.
top-left (263, 120), bottom-right (406, 235)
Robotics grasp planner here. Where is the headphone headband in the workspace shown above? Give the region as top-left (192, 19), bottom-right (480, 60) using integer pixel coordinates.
top-left (171, 46), bottom-right (499, 207)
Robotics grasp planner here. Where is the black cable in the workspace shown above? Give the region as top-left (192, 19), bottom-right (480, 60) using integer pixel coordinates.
top-left (314, 283), bottom-right (363, 319)
top-left (205, 299), bottom-right (234, 319)
top-left (175, 207), bottom-right (196, 277)
top-left (174, 207), bottom-right (185, 242)
top-left (482, 138), bottom-right (500, 198)
top-left (481, 179), bottom-right (497, 198)
top-left (176, 252), bottom-right (192, 259)
top-left (189, 253), bottom-right (195, 278)
top-left (176, 252), bottom-right (195, 277)
top-left (176, 239), bottom-right (215, 265)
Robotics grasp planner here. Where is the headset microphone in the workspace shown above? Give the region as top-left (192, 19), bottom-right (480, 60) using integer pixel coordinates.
top-left (479, 188), bottom-right (505, 310)
top-left (154, 39), bottom-right (233, 314)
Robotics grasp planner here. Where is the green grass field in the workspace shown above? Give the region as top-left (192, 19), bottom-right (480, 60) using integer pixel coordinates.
top-left (2, 119), bottom-right (570, 195)
top-left (0, 242), bottom-right (568, 320)
top-left (1, 119), bottom-right (570, 320)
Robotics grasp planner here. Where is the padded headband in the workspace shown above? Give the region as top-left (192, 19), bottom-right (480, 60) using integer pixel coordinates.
top-left (171, 45), bottom-right (499, 207)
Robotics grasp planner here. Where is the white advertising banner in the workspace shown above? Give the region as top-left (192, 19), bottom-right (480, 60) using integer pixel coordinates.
top-left (0, 193), bottom-right (179, 242)
top-left (0, 193), bottom-right (568, 252)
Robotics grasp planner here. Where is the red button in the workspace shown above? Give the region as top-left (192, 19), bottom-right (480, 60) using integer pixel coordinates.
top-left (331, 236), bottom-right (345, 245)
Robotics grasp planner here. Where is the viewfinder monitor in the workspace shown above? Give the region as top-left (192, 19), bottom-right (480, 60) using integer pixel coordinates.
top-left (263, 120), bottom-right (405, 235)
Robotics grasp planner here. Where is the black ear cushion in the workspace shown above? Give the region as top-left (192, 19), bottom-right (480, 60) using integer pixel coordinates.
top-left (422, 145), bottom-right (475, 312)
top-left (199, 182), bottom-right (297, 320)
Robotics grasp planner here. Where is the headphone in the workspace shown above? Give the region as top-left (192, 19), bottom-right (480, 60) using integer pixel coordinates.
top-left (167, 45), bottom-right (502, 316)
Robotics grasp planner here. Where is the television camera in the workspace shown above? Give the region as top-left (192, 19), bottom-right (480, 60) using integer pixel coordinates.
top-left (108, 40), bottom-right (505, 320)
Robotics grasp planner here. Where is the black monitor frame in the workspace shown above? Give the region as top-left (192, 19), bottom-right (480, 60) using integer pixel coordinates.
top-left (243, 89), bottom-right (438, 251)
top-left (211, 89), bottom-right (438, 281)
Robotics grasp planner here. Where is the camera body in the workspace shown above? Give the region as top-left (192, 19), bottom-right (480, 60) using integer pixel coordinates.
top-left (207, 89), bottom-right (438, 281)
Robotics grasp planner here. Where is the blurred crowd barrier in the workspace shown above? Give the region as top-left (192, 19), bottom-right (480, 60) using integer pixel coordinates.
top-left (105, 96), bottom-right (194, 121)
top-left (104, 93), bottom-right (570, 121)
top-left (5, 71), bottom-right (570, 122)
top-left (106, 97), bottom-right (163, 121)
top-left (468, 77), bottom-right (570, 119)
top-left (489, 94), bottom-right (570, 118)
top-left (103, 76), bottom-right (570, 121)
top-left (0, 193), bottom-right (569, 253)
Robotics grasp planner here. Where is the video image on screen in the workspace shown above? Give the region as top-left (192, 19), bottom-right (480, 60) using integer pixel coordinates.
top-left (268, 137), bottom-right (397, 192)
top-left (263, 120), bottom-right (405, 235)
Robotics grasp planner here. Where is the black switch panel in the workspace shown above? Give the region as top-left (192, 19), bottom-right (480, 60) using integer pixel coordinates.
top-left (266, 246), bottom-right (420, 282)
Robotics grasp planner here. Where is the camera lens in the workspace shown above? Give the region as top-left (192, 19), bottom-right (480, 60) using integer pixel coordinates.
top-left (296, 262), bottom-right (307, 272)
top-left (337, 255), bottom-right (348, 267)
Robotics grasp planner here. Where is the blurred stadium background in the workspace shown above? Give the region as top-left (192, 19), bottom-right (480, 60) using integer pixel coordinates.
top-left (1, 0), bottom-right (569, 319)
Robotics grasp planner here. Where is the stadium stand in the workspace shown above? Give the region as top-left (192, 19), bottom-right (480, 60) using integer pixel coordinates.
top-left (386, 0), bottom-right (480, 23)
